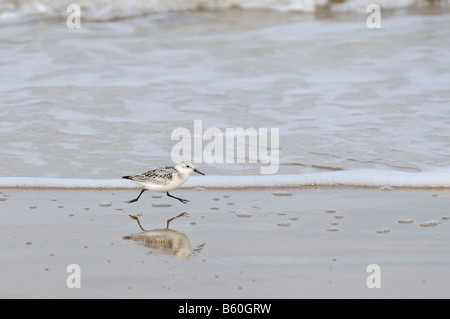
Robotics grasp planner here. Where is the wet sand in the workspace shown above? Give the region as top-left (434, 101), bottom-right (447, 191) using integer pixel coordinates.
top-left (0, 187), bottom-right (449, 298)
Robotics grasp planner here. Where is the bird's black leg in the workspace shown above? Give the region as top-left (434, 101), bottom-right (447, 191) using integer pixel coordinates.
top-left (127, 189), bottom-right (147, 204)
top-left (167, 192), bottom-right (189, 204)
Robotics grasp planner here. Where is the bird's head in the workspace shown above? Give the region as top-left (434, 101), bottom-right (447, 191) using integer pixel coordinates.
top-left (176, 161), bottom-right (205, 176)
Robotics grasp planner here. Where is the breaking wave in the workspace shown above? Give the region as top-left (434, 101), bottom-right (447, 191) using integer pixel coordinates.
top-left (1, 0), bottom-right (449, 22)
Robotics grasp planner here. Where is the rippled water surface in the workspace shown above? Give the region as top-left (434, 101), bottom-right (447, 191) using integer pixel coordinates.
top-left (1, 6), bottom-right (450, 182)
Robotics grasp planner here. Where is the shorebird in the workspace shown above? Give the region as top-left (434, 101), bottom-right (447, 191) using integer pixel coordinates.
top-left (122, 161), bottom-right (205, 204)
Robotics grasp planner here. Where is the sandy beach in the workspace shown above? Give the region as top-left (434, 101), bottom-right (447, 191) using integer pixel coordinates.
top-left (0, 186), bottom-right (449, 299)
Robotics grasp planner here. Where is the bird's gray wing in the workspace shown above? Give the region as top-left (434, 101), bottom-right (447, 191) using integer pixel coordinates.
top-left (129, 167), bottom-right (175, 185)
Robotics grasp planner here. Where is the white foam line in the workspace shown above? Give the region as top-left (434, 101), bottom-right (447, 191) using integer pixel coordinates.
top-left (1, 169), bottom-right (450, 189)
top-left (185, 169), bottom-right (450, 188)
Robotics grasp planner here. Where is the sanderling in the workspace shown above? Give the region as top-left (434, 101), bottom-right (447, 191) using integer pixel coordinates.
top-left (122, 161), bottom-right (205, 204)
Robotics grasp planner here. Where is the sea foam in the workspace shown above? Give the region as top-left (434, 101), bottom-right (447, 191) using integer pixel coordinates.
top-left (1, 0), bottom-right (448, 22)
top-left (1, 169), bottom-right (450, 189)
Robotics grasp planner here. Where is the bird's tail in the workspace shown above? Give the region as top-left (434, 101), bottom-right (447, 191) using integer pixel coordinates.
top-left (122, 176), bottom-right (132, 180)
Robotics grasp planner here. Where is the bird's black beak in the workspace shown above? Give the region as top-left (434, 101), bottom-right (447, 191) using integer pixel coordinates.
top-left (194, 168), bottom-right (205, 175)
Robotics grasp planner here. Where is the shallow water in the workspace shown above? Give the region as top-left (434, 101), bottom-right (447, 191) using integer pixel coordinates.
top-left (1, 3), bottom-right (450, 187)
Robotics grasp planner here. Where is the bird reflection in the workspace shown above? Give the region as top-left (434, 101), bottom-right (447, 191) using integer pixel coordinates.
top-left (123, 212), bottom-right (204, 258)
